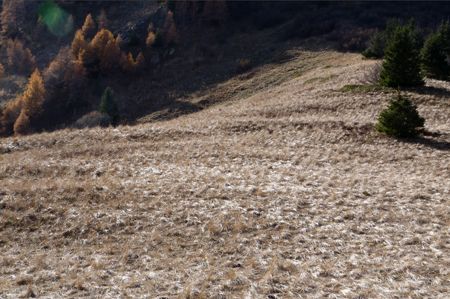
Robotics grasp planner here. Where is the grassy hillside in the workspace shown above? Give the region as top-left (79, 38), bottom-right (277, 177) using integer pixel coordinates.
top-left (1, 48), bottom-right (449, 297)
top-left (2, 1), bottom-right (450, 136)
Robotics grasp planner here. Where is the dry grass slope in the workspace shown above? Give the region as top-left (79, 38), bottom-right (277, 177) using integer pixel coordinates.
top-left (0, 50), bottom-right (449, 298)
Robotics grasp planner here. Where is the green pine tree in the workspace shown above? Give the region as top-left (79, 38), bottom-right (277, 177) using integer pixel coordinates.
top-left (376, 93), bottom-right (425, 138)
top-left (363, 19), bottom-right (402, 59)
top-left (99, 87), bottom-right (119, 125)
top-left (380, 24), bottom-right (424, 87)
top-left (421, 21), bottom-right (450, 80)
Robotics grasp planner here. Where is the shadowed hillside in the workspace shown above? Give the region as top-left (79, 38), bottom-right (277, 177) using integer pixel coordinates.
top-left (1, 1), bottom-right (450, 136)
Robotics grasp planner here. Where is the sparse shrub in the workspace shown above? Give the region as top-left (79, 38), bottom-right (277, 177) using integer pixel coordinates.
top-left (421, 21), bottom-right (450, 80)
top-left (380, 24), bottom-right (424, 87)
top-left (81, 14), bottom-right (96, 40)
top-left (99, 87), bottom-right (119, 125)
top-left (360, 62), bottom-right (382, 84)
top-left (376, 93), bottom-right (425, 138)
top-left (73, 111), bottom-right (111, 129)
top-left (6, 39), bottom-right (36, 76)
top-left (236, 58), bottom-right (251, 73)
top-left (13, 69), bottom-right (46, 135)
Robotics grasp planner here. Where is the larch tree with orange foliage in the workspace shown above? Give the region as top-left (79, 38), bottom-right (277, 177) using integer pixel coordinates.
top-left (1, 0), bottom-right (25, 37)
top-left (0, 97), bottom-right (22, 136)
top-left (120, 52), bottom-right (146, 73)
top-left (6, 39), bottom-right (36, 75)
top-left (13, 69), bottom-right (46, 135)
top-left (91, 29), bottom-right (121, 73)
top-left (71, 29), bottom-right (88, 58)
top-left (81, 13), bottom-right (96, 40)
top-left (146, 31), bottom-right (156, 48)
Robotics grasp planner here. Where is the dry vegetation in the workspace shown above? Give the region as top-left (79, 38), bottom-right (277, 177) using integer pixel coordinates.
top-left (0, 50), bottom-right (449, 298)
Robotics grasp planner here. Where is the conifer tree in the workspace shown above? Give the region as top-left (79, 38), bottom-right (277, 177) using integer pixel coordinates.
top-left (6, 39), bottom-right (36, 75)
top-left (99, 87), bottom-right (119, 125)
top-left (13, 69), bottom-right (46, 135)
top-left (0, 97), bottom-right (22, 136)
top-left (81, 14), bottom-right (96, 40)
top-left (13, 110), bottom-right (30, 135)
top-left (421, 21), bottom-right (450, 80)
top-left (78, 45), bottom-right (98, 73)
top-left (1, 0), bottom-right (25, 37)
top-left (99, 38), bottom-right (121, 73)
top-left (44, 47), bottom-right (86, 113)
top-left (90, 29), bottom-right (121, 73)
top-left (380, 25), bottom-right (424, 87)
top-left (71, 29), bottom-right (88, 58)
top-left (376, 93), bottom-right (425, 138)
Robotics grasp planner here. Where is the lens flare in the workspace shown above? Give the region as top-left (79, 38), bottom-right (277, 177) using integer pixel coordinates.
top-left (38, 0), bottom-right (73, 37)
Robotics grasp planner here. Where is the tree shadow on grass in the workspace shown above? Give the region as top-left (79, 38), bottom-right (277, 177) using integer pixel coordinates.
top-left (402, 132), bottom-right (450, 151)
top-left (407, 85), bottom-right (450, 99)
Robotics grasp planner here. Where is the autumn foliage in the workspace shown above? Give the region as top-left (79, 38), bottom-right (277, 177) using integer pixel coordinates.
top-left (120, 52), bottom-right (145, 73)
top-left (90, 29), bottom-right (122, 73)
top-left (81, 14), bottom-right (96, 40)
top-left (13, 69), bottom-right (46, 135)
top-left (6, 39), bottom-right (36, 75)
top-left (1, 0), bottom-right (25, 37)
top-left (0, 97), bottom-right (22, 136)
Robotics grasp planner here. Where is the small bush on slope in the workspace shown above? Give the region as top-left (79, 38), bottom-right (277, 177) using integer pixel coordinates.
top-left (376, 93), bottom-right (425, 138)
top-left (74, 111), bottom-right (111, 129)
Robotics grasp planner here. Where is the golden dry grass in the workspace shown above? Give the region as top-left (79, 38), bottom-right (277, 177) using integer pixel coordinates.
top-left (0, 50), bottom-right (449, 298)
